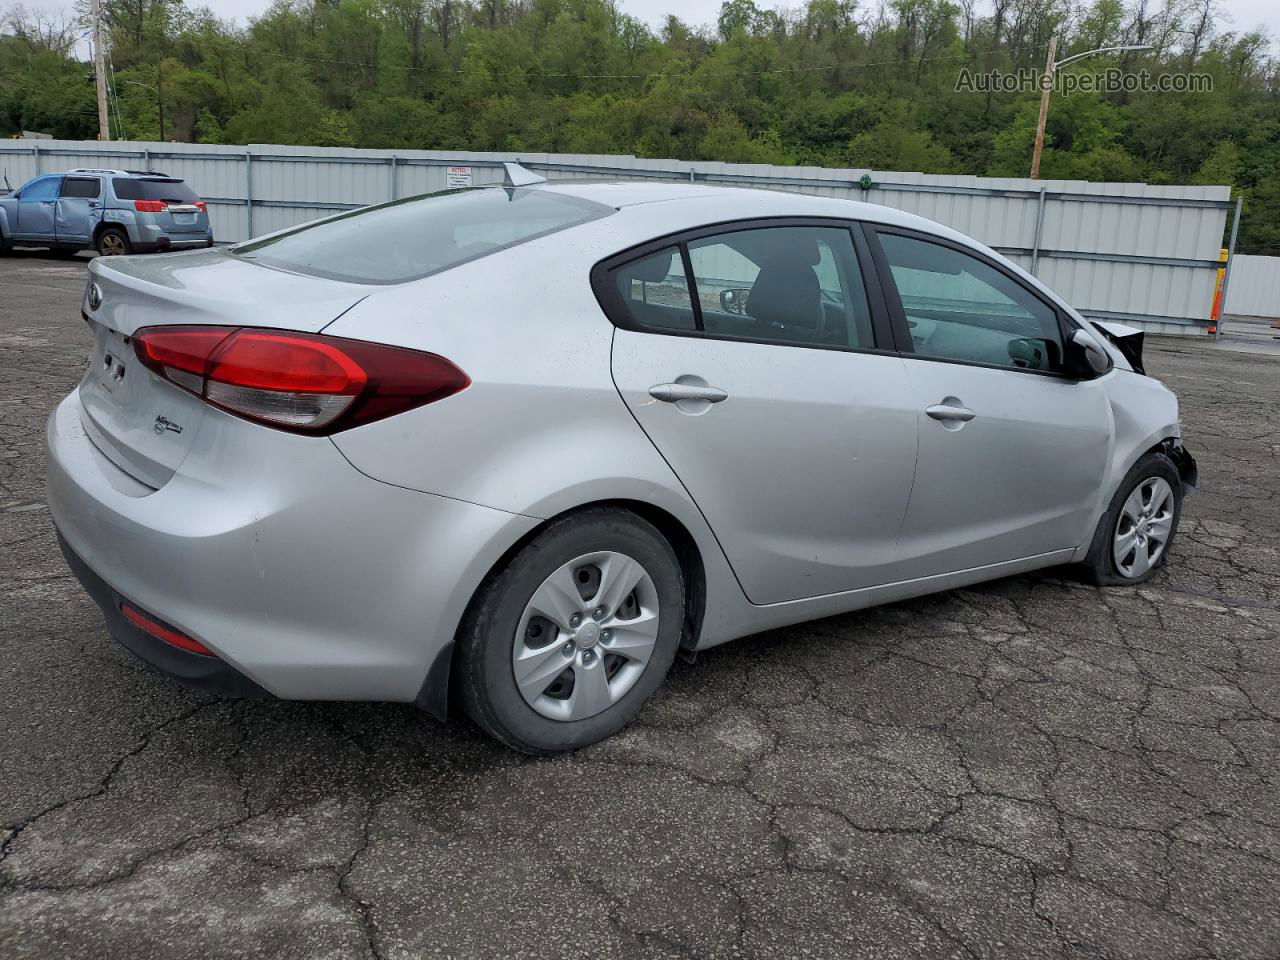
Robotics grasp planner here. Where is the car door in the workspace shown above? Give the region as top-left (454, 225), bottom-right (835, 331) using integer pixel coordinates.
top-left (866, 225), bottom-right (1112, 580)
top-left (603, 220), bottom-right (920, 605)
top-left (13, 175), bottom-right (61, 239)
top-left (55, 175), bottom-right (102, 245)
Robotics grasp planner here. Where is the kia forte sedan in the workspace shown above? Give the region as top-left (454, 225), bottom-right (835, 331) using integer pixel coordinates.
top-left (47, 164), bottom-right (1196, 753)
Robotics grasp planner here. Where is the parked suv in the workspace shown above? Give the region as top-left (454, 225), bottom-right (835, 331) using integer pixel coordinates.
top-left (0, 168), bottom-right (213, 257)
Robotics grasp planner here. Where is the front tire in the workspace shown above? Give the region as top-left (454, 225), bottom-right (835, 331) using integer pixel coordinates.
top-left (456, 508), bottom-right (685, 754)
top-left (1081, 451), bottom-right (1183, 585)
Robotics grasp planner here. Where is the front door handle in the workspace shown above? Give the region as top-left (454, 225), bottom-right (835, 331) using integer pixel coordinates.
top-left (926, 402), bottom-right (976, 422)
top-left (649, 383), bottom-right (728, 404)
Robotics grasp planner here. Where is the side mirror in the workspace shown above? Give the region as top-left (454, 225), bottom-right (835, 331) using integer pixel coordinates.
top-left (719, 287), bottom-right (750, 315)
top-left (1069, 329), bottom-right (1110, 377)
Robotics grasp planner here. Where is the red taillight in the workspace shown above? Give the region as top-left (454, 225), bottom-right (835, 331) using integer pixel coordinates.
top-left (195, 201), bottom-right (207, 213)
top-left (134, 199), bottom-right (167, 213)
top-left (133, 327), bottom-right (233, 393)
top-left (121, 603), bottom-right (214, 656)
top-left (132, 326), bottom-right (470, 434)
top-left (209, 331), bottom-right (367, 394)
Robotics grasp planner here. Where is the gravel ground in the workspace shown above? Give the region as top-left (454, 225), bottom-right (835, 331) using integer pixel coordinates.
top-left (1, 251), bottom-right (1278, 960)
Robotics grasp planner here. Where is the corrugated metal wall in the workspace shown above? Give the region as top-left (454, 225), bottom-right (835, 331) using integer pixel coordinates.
top-left (1223, 255), bottom-right (1280, 318)
top-left (0, 139), bottom-right (1233, 334)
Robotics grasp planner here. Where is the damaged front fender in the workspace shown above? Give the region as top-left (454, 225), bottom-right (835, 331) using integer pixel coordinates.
top-left (1164, 438), bottom-right (1199, 491)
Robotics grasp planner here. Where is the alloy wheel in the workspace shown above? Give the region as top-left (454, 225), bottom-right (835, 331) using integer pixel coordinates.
top-left (1113, 476), bottom-right (1174, 579)
top-left (512, 551), bottom-right (659, 722)
top-left (99, 234), bottom-right (126, 256)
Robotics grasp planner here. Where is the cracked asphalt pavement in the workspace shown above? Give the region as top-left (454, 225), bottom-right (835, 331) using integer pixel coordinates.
top-left (2, 251), bottom-right (1279, 959)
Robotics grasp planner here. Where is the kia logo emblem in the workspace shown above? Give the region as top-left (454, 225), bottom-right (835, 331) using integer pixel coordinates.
top-left (87, 283), bottom-right (103, 311)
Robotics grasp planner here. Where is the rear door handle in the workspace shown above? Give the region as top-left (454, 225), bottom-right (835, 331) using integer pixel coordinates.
top-left (926, 403), bottom-right (976, 422)
top-left (649, 383), bottom-right (728, 404)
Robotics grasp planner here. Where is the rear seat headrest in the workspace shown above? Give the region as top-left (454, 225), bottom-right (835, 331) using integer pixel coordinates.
top-left (628, 252), bottom-right (676, 284)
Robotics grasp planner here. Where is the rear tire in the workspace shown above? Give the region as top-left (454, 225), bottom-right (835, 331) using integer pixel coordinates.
top-left (456, 508), bottom-right (684, 754)
top-left (1080, 451), bottom-right (1183, 586)
top-left (96, 227), bottom-right (131, 257)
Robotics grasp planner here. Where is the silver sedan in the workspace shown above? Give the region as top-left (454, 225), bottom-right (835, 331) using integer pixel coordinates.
top-left (47, 165), bottom-right (1196, 753)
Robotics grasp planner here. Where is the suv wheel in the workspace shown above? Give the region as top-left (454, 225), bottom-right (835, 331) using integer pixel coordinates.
top-left (456, 508), bottom-right (685, 754)
top-left (96, 228), bottom-right (131, 257)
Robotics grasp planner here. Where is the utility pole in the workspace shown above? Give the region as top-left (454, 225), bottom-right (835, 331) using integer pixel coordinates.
top-left (1030, 40), bottom-right (1153, 179)
top-left (91, 0), bottom-right (110, 141)
top-left (1030, 36), bottom-right (1056, 180)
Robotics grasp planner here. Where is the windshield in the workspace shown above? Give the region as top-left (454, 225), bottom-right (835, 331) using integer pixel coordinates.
top-left (230, 187), bottom-right (611, 285)
top-left (113, 178), bottom-right (200, 204)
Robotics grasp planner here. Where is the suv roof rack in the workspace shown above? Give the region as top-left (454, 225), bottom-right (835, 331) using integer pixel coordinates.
top-left (67, 167), bottom-right (129, 176)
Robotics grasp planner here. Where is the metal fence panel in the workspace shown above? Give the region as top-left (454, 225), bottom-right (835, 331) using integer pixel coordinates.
top-left (1223, 255), bottom-right (1280, 318)
top-left (0, 139), bottom-right (1232, 334)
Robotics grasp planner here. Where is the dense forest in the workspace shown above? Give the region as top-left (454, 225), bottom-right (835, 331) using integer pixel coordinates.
top-left (1, 0), bottom-right (1277, 251)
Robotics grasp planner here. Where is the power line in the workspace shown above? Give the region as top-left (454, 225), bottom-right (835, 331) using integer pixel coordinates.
top-left (249, 45), bottom-right (1013, 81)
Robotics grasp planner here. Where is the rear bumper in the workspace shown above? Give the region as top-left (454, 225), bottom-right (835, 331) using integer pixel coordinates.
top-left (57, 531), bottom-right (267, 697)
top-left (46, 390), bottom-right (537, 703)
top-left (134, 236), bottom-right (213, 253)
top-left (128, 220), bottom-right (212, 252)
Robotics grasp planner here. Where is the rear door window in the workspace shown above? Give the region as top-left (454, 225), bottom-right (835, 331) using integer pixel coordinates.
top-left (60, 177), bottom-right (101, 199)
top-left (233, 188), bottom-right (612, 284)
top-left (112, 178), bottom-right (199, 204)
top-left (687, 226), bottom-right (874, 349)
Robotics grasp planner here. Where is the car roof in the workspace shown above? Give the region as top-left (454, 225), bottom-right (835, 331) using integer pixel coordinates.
top-left (532, 179), bottom-right (976, 249)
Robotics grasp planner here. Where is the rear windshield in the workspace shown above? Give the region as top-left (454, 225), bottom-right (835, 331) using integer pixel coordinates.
top-left (230, 187), bottom-right (611, 284)
top-left (113, 178), bottom-right (199, 203)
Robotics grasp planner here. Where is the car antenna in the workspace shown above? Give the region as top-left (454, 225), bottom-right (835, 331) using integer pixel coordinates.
top-left (502, 162), bottom-right (546, 189)
top-left (2, 169), bottom-right (11, 192)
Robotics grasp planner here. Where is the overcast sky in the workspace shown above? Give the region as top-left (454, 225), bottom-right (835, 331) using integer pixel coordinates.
top-left (14, 0), bottom-right (1279, 49)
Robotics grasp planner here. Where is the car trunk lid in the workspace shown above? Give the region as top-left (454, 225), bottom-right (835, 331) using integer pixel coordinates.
top-left (78, 250), bottom-right (369, 488)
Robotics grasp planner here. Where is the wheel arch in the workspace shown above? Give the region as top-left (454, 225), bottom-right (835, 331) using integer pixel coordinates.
top-left (417, 498), bottom-right (707, 722)
top-left (92, 221), bottom-right (128, 247)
